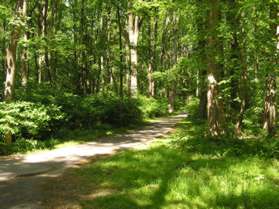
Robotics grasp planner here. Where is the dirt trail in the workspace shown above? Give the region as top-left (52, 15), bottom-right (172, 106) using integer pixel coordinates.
top-left (0, 114), bottom-right (186, 209)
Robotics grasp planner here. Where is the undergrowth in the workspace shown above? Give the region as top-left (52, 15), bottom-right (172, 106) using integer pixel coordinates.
top-left (43, 106), bottom-right (279, 209)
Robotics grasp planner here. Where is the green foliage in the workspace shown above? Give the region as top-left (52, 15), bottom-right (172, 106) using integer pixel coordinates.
top-left (18, 85), bottom-right (171, 128)
top-left (19, 89), bottom-right (146, 127)
top-left (81, 94), bottom-right (143, 127)
top-left (183, 97), bottom-right (200, 115)
top-left (0, 5), bottom-right (10, 21)
top-left (0, 138), bottom-right (59, 155)
top-left (138, 95), bottom-right (168, 118)
top-left (0, 102), bottom-right (65, 140)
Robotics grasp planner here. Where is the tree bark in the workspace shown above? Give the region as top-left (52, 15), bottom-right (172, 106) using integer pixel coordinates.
top-left (147, 16), bottom-right (156, 97)
top-left (117, 6), bottom-right (124, 98)
top-left (19, 0), bottom-right (28, 88)
top-left (263, 4), bottom-right (278, 136)
top-left (128, 3), bottom-right (139, 96)
top-left (225, 0), bottom-right (248, 135)
top-left (4, 0), bottom-right (26, 101)
top-left (4, 44), bottom-right (17, 102)
top-left (168, 88), bottom-right (175, 114)
top-left (263, 75), bottom-right (277, 136)
top-left (235, 48), bottom-right (248, 136)
top-left (3, 0), bottom-right (26, 144)
top-left (20, 32), bottom-right (28, 87)
top-left (196, 2), bottom-right (208, 119)
top-left (38, 0), bottom-right (49, 84)
top-left (206, 0), bottom-right (225, 137)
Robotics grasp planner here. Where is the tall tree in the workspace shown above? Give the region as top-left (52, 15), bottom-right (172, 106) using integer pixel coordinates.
top-left (20, 2), bottom-right (28, 88)
top-left (4, 0), bottom-right (26, 101)
top-left (37, 0), bottom-right (49, 84)
top-left (206, 0), bottom-right (225, 137)
top-left (128, 2), bottom-right (140, 96)
top-left (263, 2), bottom-right (278, 136)
top-left (3, 0), bottom-right (27, 144)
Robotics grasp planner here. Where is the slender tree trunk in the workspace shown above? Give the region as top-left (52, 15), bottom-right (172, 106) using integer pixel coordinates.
top-left (198, 68), bottom-right (207, 119)
top-left (117, 6), bottom-right (124, 98)
top-left (196, 3), bottom-right (207, 119)
top-left (198, 48), bottom-right (207, 120)
top-left (125, 42), bottom-right (131, 95)
top-left (130, 45), bottom-right (138, 96)
top-left (230, 35), bottom-right (239, 110)
top-left (147, 63), bottom-right (155, 97)
top-left (231, 4), bottom-right (249, 135)
top-left (263, 75), bottom-right (277, 136)
top-left (44, 0), bottom-right (51, 83)
top-left (168, 88), bottom-right (175, 114)
top-left (147, 16), bottom-right (155, 97)
top-left (20, 32), bottom-right (28, 87)
top-left (263, 5), bottom-right (278, 136)
top-left (206, 0), bottom-right (225, 137)
top-left (38, 0), bottom-right (48, 84)
top-left (80, 0), bottom-right (87, 95)
top-left (196, 69), bottom-right (200, 97)
top-left (235, 47), bottom-right (248, 135)
top-left (128, 4), bottom-right (139, 96)
top-left (20, 0), bottom-right (28, 87)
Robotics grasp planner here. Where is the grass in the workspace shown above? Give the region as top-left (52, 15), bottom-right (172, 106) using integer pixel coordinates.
top-left (44, 116), bottom-right (279, 209)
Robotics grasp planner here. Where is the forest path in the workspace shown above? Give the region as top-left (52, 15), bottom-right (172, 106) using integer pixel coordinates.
top-left (0, 114), bottom-right (186, 209)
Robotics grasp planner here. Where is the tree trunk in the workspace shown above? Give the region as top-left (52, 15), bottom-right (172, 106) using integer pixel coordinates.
top-left (198, 52), bottom-right (207, 119)
top-left (19, 0), bottom-right (28, 88)
top-left (235, 69), bottom-right (248, 136)
top-left (168, 88), bottom-right (175, 114)
top-left (117, 6), bottom-right (124, 98)
top-left (199, 79), bottom-right (207, 119)
top-left (148, 63), bottom-right (155, 97)
top-left (235, 45), bottom-right (248, 136)
top-left (263, 4), bottom-right (278, 136)
top-left (128, 4), bottom-right (139, 96)
top-left (20, 32), bottom-right (28, 87)
top-left (230, 35), bottom-right (239, 110)
top-left (206, 0), bottom-right (225, 137)
top-left (263, 75), bottom-right (277, 136)
top-left (130, 45), bottom-right (138, 96)
top-left (4, 0), bottom-right (26, 101)
top-left (147, 16), bottom-right (156, 97)
top-left (126, 42), bottom-right (131, 95)
top-left (38, 0), bottom-right (48, 84)
top-left (4, 45), bottom-right (17, 102)
top-left (3, 0), bottom-right (26, 144)
top-left (196, 3), bottom-right (207, 119)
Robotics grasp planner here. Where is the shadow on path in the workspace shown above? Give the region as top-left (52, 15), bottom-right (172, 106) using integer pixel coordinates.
top-left (0, 114), bottom-right (186, 209)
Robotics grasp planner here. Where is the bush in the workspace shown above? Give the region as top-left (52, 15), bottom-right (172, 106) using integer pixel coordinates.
top-left (104, 98), bottom-right (142, 126)
top-left (0, 138), bottom-right (59, 155)
top-left (0, 101), bottom-right (65, 140)
top-left (81, 94), bottom-right (142, 127)
top-left (185, 97), bottom-right (199, 115)
top-left (7, 90), bottom-right (168, 143)
top-left (53, 93), bottom-right (85, 128)
top-left (137, 95), bottom-right (168, 118)
top-left (17, 89), bottom-right (145, 128)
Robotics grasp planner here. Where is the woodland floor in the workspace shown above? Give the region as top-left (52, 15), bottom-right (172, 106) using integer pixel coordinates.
top-left (39, 118), bottom-right (279, 209)
top-left (1, 114), bottom-right (279, 209)
top-left (0, 114), bottom-right (186, 209)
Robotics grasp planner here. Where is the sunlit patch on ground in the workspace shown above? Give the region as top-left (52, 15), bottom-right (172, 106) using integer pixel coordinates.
top-left (43, 116), bottom-right (279, 209)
